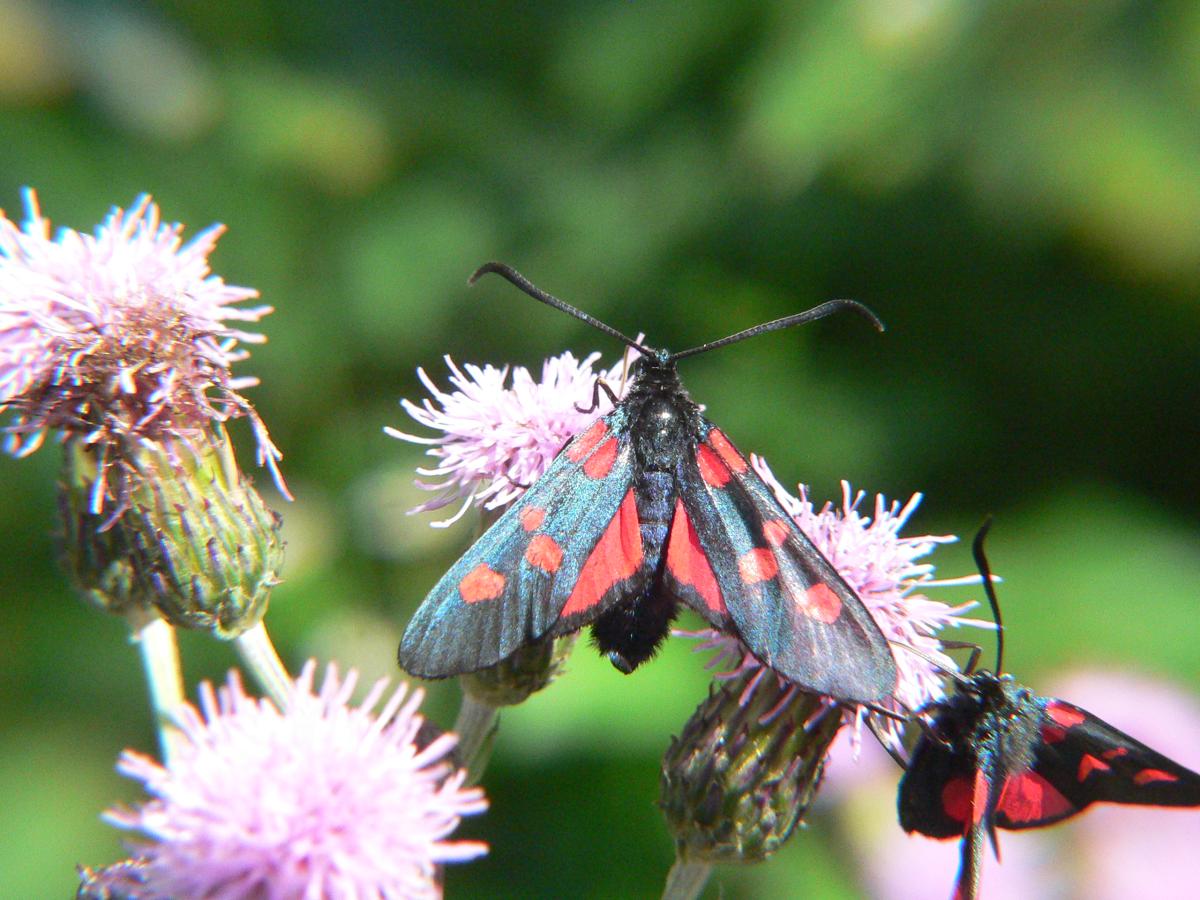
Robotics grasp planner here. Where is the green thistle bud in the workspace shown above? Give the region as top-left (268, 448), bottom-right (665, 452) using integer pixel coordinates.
top-left (459, 633), bottom-right (577, 707)
top-left (660, 670), bottom-right (842, 864)
top-left (58, 426), bottom-right (284, 637)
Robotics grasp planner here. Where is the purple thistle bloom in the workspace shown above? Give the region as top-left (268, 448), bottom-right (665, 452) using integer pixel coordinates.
top-left (103, 661), bottom-right (487, 900)
top-left (387, 347), bottom-right (636, 525)
top-left (689, 464), bottom-right (991, 753)
top-left (0, 188), bottom-right (285, 497)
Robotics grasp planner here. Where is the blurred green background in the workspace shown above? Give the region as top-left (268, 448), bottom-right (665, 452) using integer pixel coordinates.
top-left (2, 1), bottom-right (1198, 897)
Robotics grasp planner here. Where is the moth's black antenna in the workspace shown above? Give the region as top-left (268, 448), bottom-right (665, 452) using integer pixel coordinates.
top-left (668, 299), bottom-right (884, 362)
top-left (469, 262), bottom-right (651, 356)
top-left (971, 517), bottom-right (1004, 675)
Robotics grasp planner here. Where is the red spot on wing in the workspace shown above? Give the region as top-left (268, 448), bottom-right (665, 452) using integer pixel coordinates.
top-left (525, 534), bottom-right (564, 573)
top-left (1041, 723), bottom-right (1068, 744)
top-left (561, 491), bottom-right (643, 616)
top-left (942, 775), bottom-right (972, 825)
top-left (697, 443), bottom-right (730, 487)
top-left (1041, 702), bottom-right (1086, 744)
top-left (738, 548), bottom-right (779, 584)
top-left (459, 564), bottom-right (505, 604)
top-left (1134, 768), bottom-right (1180, 786)
top-left (1102, 747), bottom-right (1129, 761)
top-left (520, 506), bottom-right (546, 531)
top-left (582, 437), bottom-right (619, 479)
top-left (1046, 702), bottom-right (1086, 729)
top-left (665, 499), bottom-right (726, 616)
top-left (997, 771), bottom-right (1076, 824)
top-left (763, 518), bottom-right (790, 547)
top-left (567, 420), bottom-right (607, 462)
top-left (707, 428), bottom-right (749, 474)
top-left (1078, 753), bottom-right (1112, 782)
top-left (796, 582), bottom-right (843, 623)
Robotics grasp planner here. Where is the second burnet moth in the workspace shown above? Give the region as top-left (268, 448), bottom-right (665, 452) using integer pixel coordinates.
top-left (399, 262), bottom-right (898, 703)
top-left (898, 522), bottom-right (1200, 900)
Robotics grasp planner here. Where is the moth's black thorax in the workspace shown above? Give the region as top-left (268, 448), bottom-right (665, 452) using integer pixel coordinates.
top-left (933, 672), bottom-right (1042, 776)
top-left (624, 353), bottom-right (701, 472)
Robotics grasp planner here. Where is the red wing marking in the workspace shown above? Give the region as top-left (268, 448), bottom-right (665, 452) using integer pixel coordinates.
top-left (520, 506), bottom-right (546, 531)
top-left (1102, 747), bottom-right (1129, 761)
top-left (582, 437), bottom-right (619, 479)
top-left (1042, 703), bottom-right (1086, 744)
top-left (525, 534), bottom-right (564, 573)
top-left (460, 564), bottom-right (506, 604)
top-left (763, 518), bottom-right (790, 547)
top-left (996, 771), bottom-right (1075, 824)
top-left (1078, 754), bottom-right (1111, 782)
top-left (560, 490), bottom-right (643, 616)
top-left (1041, 723), bottom-right (1068, 744)
top-left (1134, 769), bottom-right (1180, 786)
top-left (970, 768), bottom-right (989, 825)
top-left (1045, 702), bottom-right (1086, 729)
top-left (738, 548), bottom-right (779, 584)
top-left (796, 582), bottom-right (843, 623)
top-left (696, 443), bottom-right (731, 488)
top-left (567, 420), bottom-right (608, 462)
top-left (665, 499), bottom-right (726, 616)
top-left (707, 429), bottom-right (749, 474)
top-left (942, 775), bottom-right (972, 825)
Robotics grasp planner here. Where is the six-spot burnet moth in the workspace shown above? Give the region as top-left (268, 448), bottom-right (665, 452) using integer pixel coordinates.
top-left (398, 262), bottom-right (899, 703)
top-left (898, 522), bottom-right (1200, 900)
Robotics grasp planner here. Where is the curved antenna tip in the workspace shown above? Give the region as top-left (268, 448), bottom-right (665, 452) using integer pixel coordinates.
top-left (841, 299), bottom-right (885, 334)
top-left (467, 261), bottom-right (506, 286)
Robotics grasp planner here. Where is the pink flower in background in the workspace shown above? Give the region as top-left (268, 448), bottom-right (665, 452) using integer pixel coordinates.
top-left (388, 347), bottom-right (636, 525)
top-left (103, 662), bottom-right (487, 900)
top-left (0, 189), bottom-right (284, 494)
top-left (692, 471), bottom-right (990, 751)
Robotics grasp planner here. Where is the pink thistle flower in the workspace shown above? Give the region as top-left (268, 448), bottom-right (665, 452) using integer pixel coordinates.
top-left (387, 346), bottom-right (636, 526)
top-left (689, 465), bottom-right (991, 753)
top-left (102, 661), bottom-right (487, 900)
top-left (0, 188), bottom-right (286, 497)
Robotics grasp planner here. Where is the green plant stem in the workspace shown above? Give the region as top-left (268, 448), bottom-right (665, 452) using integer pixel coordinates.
top-left (661, 857), bottom-right (713, 900)
top-left (233, 621), bottom-right (292, 708)
top-left (453, 692), bottom-right (500, 784)
top-left (127, 607), bottom-right (186, 763)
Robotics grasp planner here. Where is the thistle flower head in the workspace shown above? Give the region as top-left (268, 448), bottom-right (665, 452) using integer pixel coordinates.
top-left (691, 464), bottom-right (991, 754)
top-left (661, 670), bottom-right (841, 863)
top-left (387, 347), bottom-right (636, 525)
top-left (0, 189), bottom-right (285, 497)
top-left (102, 661), bottom-right (487, 900)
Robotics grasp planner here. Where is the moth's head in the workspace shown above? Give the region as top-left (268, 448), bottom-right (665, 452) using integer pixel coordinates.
top-left (628, 348), bottom-right (673, 378)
